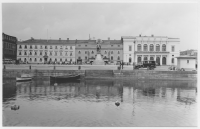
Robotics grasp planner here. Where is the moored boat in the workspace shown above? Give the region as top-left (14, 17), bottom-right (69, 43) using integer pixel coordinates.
top-left (50, 74), bottom-right (80, 83)
top-left (16, 74), bottom-right (32, 82)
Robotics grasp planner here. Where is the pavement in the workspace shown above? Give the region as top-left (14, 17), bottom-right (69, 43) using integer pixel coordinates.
top-left (3, 64), bottom-right (170, 71)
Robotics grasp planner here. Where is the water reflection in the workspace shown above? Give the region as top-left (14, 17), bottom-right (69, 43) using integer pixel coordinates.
top-left (3, 78), bottom-right (197, 127)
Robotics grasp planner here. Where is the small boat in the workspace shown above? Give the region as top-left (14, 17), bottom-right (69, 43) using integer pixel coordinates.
top-left (16, 74), bottom-right (32, 82)
top-left (50, 74), bottom-right (80, 83)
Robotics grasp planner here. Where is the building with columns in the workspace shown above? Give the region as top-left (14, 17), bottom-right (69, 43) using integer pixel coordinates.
top-left (17, 38), bottom-right (76, 64)
top-left (122, 35), bottom-right (180, 65)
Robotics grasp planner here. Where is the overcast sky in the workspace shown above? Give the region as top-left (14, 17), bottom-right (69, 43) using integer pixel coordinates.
top-left (2, 2), bottom-right (198, 51)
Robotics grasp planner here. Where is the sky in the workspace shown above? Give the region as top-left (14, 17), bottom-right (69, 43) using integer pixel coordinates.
top-left (2, 2), bottom-right (198, 51)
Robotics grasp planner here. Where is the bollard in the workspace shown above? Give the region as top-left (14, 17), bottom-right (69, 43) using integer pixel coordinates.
top-left (29, 65), bottom-right (31, 70)
top-left (78, 66), bottom-right (81, 70)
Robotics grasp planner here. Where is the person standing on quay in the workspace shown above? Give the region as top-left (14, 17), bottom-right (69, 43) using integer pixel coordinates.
top-left (121, 61), bottom-right (124, 69)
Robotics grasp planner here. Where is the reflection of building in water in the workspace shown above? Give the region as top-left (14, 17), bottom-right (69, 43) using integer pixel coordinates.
top-left (177, 88), bottom-right (196, 104)
top-left (3, 81), bottom-right (17, 102)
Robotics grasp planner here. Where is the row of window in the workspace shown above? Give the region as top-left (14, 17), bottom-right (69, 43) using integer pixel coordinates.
top-left (18, 58), bottom-right (73, 62)
top-left (136, 56), bottom-right (174, 64)
top-left (78, 56), bottom-right (121, 60)
top-left (4, 50), bottom-right (16, 55)
top-left (4, 42), bottom-right (16, 49)
top-left (78, 51), bottom-right (120, 54)
top-left (19, 51), bottom-right (73, 56)
top-left (136, 44), bottom-right (167, 51)
top-left (3, 34), bottom-right (17, 42)
top-left (77, 44), bottom-right (121, 47)
top-left (19, 45), bottom-right (73, 50)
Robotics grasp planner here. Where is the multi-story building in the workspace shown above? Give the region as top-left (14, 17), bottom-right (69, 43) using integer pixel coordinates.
top-left (17, 38), bottom-right (76, 64)
top-left (3, 33), bottom-right (18, 61)
top-left (75, 38), bottom-right (123, 64)
top-left (122, 35), bottom-right (180, 65)
top-left (180, 49), bottom-right (197, 56)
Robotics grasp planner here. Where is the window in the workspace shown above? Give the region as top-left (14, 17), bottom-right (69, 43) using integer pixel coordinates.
top-left (156, 44), bottom-right (160, 51)
top-left (129, 45), bottom-right (132, 51)
top-left (79, 51), bottom-right (81, 54)
top-left (65, 46), bottom-right (68, 49)
top-left (34, 58), bottom-right (37, 62)
top-left (40, 52), bottom-right (42, 55)
top-left (105, 51), bottom-right (107, 54)
top-left (24, 58), bottom-right (27, 62)
top-left (50, 46), bottom-right (52, 49)
top-left (118, 51), bottom-right (120, 54)
top-left (111, 45), bottom-right (113, 47)
top-left (60, 52), bottom-right (62, 56)
top-left (55, 59), bottom-right (57, 61)
top-left (85, 51), bottom-right (87, 54)
top-left (150, 44), bottom-right (154, 51)
top-left (30, 58), bottom-right (32, 62)
top-left (85, 56), bottom-right (87, 60)
top-left (65, 52), bottom-right (68, 56)
top-left (79, 45), bottom-right (81, 47)
top-left (162, 44), bottom-right (166, 51)
top-left (118, 45), bottom-right (120, 47)
top-left (24, 52), bottom-right (27, 55)
top-left (35, 52), bottom-right (37, 55)
top-left (172, 46), bottom-right (175, 52)
top-left (70, 53), bottom-right (72, 56)
top-left (60, 58), bottom-right (62, 61)
top-left (30, 52), bottom-right (32, 55)
top-left (172, 58), bottom-right (174, 63)
top-left (45, 52), bottom-right (47, 55)
top-left (50, 52), bottom-right (52, 55)
top-left (60, 46), bottom-right (63, 49)
top-left (40, 58), bottom-right (42, 62)
top-left (40, 45), bottom-right (43, 49)
top-left (111, 51), bottom-right (113, 54)
top-left (70, 46), bottom-right (72, 49)
top-left (19, 51), bottom-right (21, 55)
top-left (70, 59), bottom-right (72, 61)
top-left (25, 45), bottom-right (27, 49)
top-left (35, 45), bottom-right (37, 49)
top-left (85, 45), bottom-right (87, 47)
top-left (143, 44), bottom-right (148, 51)
top-left (137, 44), bottom-right (141, 51)
top-left (55, 46), bottom-right (57, 49)
top-left (111, 56), bottom-right (113, 60)
top-left (30, 45), bottom-right (32, 49)
top-left (19, 45), bottom-right (22, 49)
top-left (144, 57), bottom-right (148, 60)
top-left (92, 51), bottom-right (94, 54)
top-left (78, 56), bottom-right (81, 59)
top-left (118, 56), bottom-right (120, 60)
top-left (55, 52), bottom-right (57, 56)
top-left (65, 59), bottom-right (67, 61)
top-left (187, 60), bottom-right (189, 63)
top-left (45, 46), bottom-right (47, 49)
top-left (150, 57), bottom-right (154, 60)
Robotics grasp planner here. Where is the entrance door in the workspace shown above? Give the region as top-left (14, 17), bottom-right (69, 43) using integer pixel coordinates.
top-left (156, 57), bottom-right (160, 65)
top-left (162, 57), bottom-right (166, 65)
top-left (129, 57), bottom-right (132, 63)
top-left (44, 58), bottom-right (47, 64)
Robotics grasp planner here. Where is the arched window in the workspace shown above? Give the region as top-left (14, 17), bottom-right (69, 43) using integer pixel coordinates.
top-left (79, 51), bottom-right (81, 54)
top-left (70, 53), bottom-right (72, 56)
top-left (129, 57), bottom-right (132, 63)
top-left (40, 52), bottom-right (42, 55)
top-left (156, 44), bottom-right (160, 51)
top-left (118, 51), bottom-right (120, 54)
top-left (40, 45), bottom-right (43, 49)
top-left (65, 59), bottom-right (67, 61)
top-left (92, 51), bottom-right (94, 54)
top-left (29, 52), bottom-right (32, 55)
top-left (70, 46), bottom-right (72, 49)
top-left (19, 45), bottom-right (22, 49)
top-left (150, 44), bottom-right (154, 51)
top-left (40, 58), bottom-right (42, 62)
top-left (24, 52), bottom-right (27, 55)
top-left (162, 44), bottom-right (166, 51)
top-left (150, 57), bottom-right (154, 60)
top-left (35, 52), bottom-right (37, 55)
top-left (60, 58), bottom-right (62, 61)
top-left (118, 56), bottom-right (120, 60)
top-left (111, 56), bottom-right (113, 60)
top-left (85, 56), bottom-right (87, 60)
top-left (85, 51), bottom-right (87, 54)
top-left (30, 58), bottom-right (32, 62)
top-left (111, 51), bottom-right (113, 54)
top-left (34, 58), bottom-right (37, 62)
top-left (137, 44), bottom-right (141, 51)
top-left (19, 51), bottom-right (21, 55)
top-left (45, 46), bottom-right (47, 49)
top-left (143, 44), bottom-right (148, 51)
top-left (55, 52), bottom-right (57, 56)
top-left (60, 52), bottom-right (62, 56)
top-left (162, 57), bottom-right (166, 65)
top-left (24, 58), bottom-right (26, 62)
top-left (144, 57), bottom-right (148, 61)
top-left (45, 52), bottom-right (47, 55)
top-left (35, 45), bottom-right (37, 49)
top-left (30, 45), bottom-right (32, 49)
top-left (65, 52), bottom-right (67, 56)
top-left (50, 52), bottom-right (52, 55)
top-left (25, 45), bottom-right (27, 49)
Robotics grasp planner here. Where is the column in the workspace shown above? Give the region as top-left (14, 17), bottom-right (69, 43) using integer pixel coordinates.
top-left (160, 55), bottom-right (162, 65)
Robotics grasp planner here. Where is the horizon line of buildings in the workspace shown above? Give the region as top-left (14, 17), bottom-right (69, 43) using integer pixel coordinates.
top-left (3, 32), bottom-right (197, 66)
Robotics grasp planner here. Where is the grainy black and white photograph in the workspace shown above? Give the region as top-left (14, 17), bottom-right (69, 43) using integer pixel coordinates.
top-left (2, 0), bottom-right (199, 127)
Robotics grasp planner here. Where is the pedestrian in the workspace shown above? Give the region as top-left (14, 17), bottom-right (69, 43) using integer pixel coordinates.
top-left (122, 61), bottom-right (124, 69)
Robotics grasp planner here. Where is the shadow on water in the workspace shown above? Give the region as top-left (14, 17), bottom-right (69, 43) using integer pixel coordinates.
top-left (3, 78), bottom-right (17, 103)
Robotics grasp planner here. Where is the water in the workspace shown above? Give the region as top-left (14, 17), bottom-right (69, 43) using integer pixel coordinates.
top-left (3, 78), bottom-right (197, 127)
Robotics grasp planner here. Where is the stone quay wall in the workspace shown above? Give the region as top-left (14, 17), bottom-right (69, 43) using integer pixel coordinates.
top-left (3, 69), bottom-right (197, 80)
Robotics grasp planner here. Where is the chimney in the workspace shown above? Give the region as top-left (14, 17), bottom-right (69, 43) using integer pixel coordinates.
top-left (108, 37), bottom-right (110, 40)
top-left (151, 34), bottom-right (154, 37)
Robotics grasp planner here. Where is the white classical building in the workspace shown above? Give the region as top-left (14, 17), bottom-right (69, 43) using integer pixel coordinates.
top-left (17, 38), bottom-right (76, 64)
top-left (176, 56), bottom-right (197, 71)
top-left (122, 35), bottom-right (180, 65)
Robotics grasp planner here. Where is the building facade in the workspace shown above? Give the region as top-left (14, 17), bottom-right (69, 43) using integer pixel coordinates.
top-left (17, 38), bottom-right (76, 64)
top-left (75, 38), bottom-right (123, 64)
top-left (3, 33), bottom-right (18, 60)
top-left (122, 35), bottom-right (180, 65)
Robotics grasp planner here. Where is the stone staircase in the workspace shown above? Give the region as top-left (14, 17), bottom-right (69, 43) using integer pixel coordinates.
top-left (93, 54), bottom-right (105, 65)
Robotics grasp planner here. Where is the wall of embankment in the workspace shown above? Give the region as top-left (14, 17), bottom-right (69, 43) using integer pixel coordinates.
top-left (3, 69), bottom-right (197, 80)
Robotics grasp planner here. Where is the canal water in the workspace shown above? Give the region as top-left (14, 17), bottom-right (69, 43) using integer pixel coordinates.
top-left (3, 78), bottom-right (197, 127)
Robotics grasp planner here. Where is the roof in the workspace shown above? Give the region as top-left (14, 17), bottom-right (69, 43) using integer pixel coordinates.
top-left (18, 39), bottom-right (76, 45)
top-left (176, 56), bottom-right (197, 59)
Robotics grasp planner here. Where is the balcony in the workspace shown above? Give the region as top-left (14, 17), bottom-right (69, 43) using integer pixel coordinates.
top-left (134, 51), bottom-right (169, 54)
